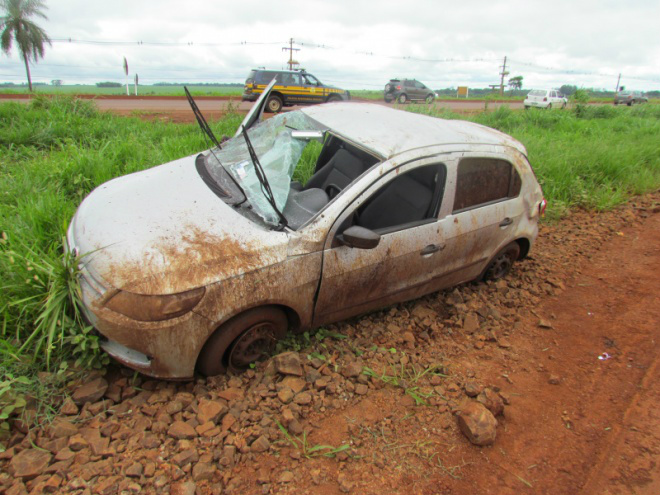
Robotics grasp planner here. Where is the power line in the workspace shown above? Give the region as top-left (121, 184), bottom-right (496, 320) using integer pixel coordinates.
top-left (51, 38), bottom-right (285, 47)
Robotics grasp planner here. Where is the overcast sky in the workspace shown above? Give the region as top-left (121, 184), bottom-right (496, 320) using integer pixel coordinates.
top-left (2, 0), bottom-right (659, 91)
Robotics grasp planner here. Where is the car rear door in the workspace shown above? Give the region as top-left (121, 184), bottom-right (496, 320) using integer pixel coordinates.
top-left (313, 158), bottom-right (449, 326)
top-left (439, 154), bottom-right (525, 280)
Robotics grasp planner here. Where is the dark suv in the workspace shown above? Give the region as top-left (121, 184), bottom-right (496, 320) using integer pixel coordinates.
top-left (384, 79), bottom-right (436, 104)
top-left (242, 69), bottom-right (350, 113)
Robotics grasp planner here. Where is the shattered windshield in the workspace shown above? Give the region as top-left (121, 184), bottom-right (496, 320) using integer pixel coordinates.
top-left (205, 111), bottom-right (323, 226)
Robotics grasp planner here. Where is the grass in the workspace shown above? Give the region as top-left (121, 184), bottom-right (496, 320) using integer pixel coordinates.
top-left (363, 361), bottom-right (446, 405)
top-left (276, 420), bottom-right (351, 458)
top-left (0, 84), bottom-right (244, 97)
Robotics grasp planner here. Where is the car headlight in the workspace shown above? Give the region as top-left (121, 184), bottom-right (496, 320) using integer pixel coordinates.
top-left (105, 287), bottom-right (205, 322)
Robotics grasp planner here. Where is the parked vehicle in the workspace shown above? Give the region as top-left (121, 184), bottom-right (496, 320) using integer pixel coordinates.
top-left (614, 91), bottom-right (648, 106)
top-left (67, 83), bottom-right (546, 379)
top-left (384, 78), bottom-right (436, 104)
top-left (242, 68), bottom-right (350, 113)
top-left (524, 89), bottom-right (567, 109)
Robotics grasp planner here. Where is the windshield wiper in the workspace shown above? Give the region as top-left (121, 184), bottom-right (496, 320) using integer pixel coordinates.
top-left (185, 87), bottom-right (247, 206)
top-left (241, 125), bottom-right (288, 230)
top-left (184, 86), bottom-right (221, 149)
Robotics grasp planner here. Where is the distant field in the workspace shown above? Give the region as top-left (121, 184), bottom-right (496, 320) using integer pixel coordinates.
top-left (0, 84), bottom-right (244, 97)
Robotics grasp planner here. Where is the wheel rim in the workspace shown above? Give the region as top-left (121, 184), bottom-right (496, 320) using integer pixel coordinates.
top-left (426, 95), bottom-right (433, 104)
top-left (487, 254), bottom-right (512, 280)
top-left (227, 322), bottom-right (278, 369)
top-left (399, 95), bottom-right (406, 104)
top-left (268, 99), bottom-right (280, 112)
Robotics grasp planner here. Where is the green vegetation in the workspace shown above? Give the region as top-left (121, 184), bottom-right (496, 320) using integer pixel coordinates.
top-left (408, 103), bottom-right (660, 218)
top-left (0, 83), bottom-right (244, 97)
top-left (1, 94), bottom-right (659, 441)
top-left (276, 420), bottom-right (351, 458)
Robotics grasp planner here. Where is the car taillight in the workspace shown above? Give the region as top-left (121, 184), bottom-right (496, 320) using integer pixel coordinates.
top-left (539, 198), bottom-right (547, 217)
top-left (543, 97), bottom-right (547, 101)
top-left (397, 85), bottom-right (401, 90)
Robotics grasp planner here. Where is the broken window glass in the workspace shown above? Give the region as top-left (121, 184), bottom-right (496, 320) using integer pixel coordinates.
top-left (205, 111), bottom-right (323, 226)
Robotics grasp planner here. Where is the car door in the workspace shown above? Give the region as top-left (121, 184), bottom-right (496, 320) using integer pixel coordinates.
top-left (302, 74), bottom-right (325, 104)
top-left (280, 72), bottom-right (303, 104)
top-left (415, 81), bottom-right (426, 100)
top-left (438, 154), bottom-right (525, 283)
top-left (313, 159), bottom-right (449, 326)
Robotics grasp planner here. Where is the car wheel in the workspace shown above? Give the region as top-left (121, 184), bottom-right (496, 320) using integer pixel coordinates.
top-left (627, 101), bottom-right (633, 106)
top-left (425, 94), bottom-right (434, 104)
top-left (398, 93), bottom-right (407, 104)
top-left (327, 94), bottom-right (342, 103)
top-left (197, 307), bottom-right (288, 376)
top-left (481, 242), bottom-right (521, 282)
top-left (561, 102), bottom-right (567, 109)
top-left (524, 106), bottom-right (530, 110)
top-left (265, 95), bottom-right (283, 113)
top-left (546, 103), bottom-right (552, 110)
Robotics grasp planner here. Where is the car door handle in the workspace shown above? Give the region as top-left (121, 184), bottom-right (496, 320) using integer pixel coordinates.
top-left (420, 244), bottom-right (445, 256)
top-left (499, 217), bottom-right (513, 227)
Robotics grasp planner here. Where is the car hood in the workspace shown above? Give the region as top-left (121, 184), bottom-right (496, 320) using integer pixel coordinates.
top-left (68, 153), bottom-right (289, 295)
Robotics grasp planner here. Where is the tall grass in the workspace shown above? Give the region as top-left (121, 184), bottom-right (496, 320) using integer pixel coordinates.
top-left (408, 103), bottom-right (660, 217)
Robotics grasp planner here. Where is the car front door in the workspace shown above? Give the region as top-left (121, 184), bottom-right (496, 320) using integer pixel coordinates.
top-left (313, 159), bottom-right (449, 326)
top-left (302, 74), bottom-right (325, 104)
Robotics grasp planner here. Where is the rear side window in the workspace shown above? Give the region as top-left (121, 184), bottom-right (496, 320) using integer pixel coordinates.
top-left (256, 71), bottom-right (277, 84)
top-left (453, 158), bottom-right (521, 212)
top-left (529, 90), bottom-right (545, 96)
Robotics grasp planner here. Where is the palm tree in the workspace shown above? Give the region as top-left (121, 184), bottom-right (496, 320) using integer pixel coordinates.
top-left (0, 0), bottom-right (51, 92)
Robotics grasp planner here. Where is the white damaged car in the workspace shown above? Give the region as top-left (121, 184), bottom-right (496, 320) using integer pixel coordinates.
top-left (67, 83), bottom-right (546, 379)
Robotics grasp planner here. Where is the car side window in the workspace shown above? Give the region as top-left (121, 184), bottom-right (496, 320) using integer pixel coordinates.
top-left (280, 73), bottom-right (301, 85)
top-left (405, 80), bottom-right (414, 88)
top-left (353, 164), bottom-right (447, 233)
top-left (453, 158), bottom-right (521, 212)
top-left (258, 71), bottom-right (276, 84)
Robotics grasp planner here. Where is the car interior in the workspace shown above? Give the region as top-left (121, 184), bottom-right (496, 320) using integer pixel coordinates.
top-left (282, 136), bottom-right (446, 234)
top-left (282, 138), bottom-right (379, 230)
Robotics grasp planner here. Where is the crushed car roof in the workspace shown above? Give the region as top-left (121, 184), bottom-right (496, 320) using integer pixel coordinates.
top-left (300, 103), bottom-right (526, 159)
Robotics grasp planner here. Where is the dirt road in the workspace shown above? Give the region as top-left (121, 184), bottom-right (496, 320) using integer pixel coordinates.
top-left (0, 94), bottom-right (523, 122)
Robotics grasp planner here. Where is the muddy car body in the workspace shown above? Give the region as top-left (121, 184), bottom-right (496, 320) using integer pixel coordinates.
top-left (67, 90), bottom-right (545, 379)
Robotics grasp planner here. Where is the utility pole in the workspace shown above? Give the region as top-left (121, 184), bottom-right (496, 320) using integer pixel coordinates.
top-left (282, 38), bottom-right (300, 71)
top-left (499, 56), bottom-right (509, 96)
top-left (615, 73), bottom-right (621, 92)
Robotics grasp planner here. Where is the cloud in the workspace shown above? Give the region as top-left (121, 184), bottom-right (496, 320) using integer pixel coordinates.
top-left (1, 0), bottom-right (658, 91)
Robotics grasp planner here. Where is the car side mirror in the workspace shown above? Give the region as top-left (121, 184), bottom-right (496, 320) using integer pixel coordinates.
top-left (338, 226), bottom-right (381, 249)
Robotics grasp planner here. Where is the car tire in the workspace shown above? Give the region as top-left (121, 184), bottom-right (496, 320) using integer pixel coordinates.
top-left (524, 106), bottom-right (530, 110)
top-left (265, 95), bottom-right (283, 113)
top-left (561, 102), bottom-right (567, 109)
top-left (627, 102), bottom-right (633, 107)
top-left (327, 94), bottom-right (342, 103)
top-left (546, 103), bottom-right (552, 110)
top-left (197, 307), bottom-right (288, 376)
top-left (481, 242), bottom-right (521, 282)
top-left (425, 94), bottom-right (434, 104)
top-left (398, 94), bottom-right (407, 104)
